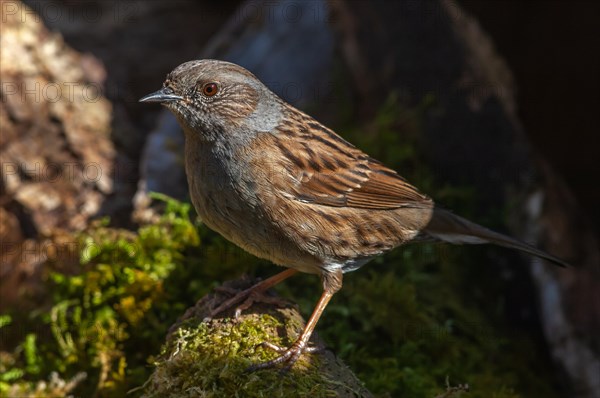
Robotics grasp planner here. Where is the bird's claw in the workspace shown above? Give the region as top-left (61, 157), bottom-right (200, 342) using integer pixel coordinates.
top-left (205, 283), bottom-right (288, 322)
top-left (213, 285), bottom-right (240, 295)
top-left (246, 340), bottom-right (323, 372)
top-left (234, 292), bottom-right (288, 318)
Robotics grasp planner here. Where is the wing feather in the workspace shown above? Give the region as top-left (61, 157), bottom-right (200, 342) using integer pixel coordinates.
top-left (271, 109), bottom-right (432, 210)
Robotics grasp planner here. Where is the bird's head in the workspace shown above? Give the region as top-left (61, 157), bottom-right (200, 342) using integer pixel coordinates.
top-left (140, 59), bottom-right (280, 141)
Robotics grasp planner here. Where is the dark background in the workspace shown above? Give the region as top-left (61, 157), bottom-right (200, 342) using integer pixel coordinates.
top-left (461, 0), bottom-right (600, 234)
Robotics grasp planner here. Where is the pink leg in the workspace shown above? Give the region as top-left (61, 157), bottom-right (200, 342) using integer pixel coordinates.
top-left (206, 268), bottom-right (298, 320)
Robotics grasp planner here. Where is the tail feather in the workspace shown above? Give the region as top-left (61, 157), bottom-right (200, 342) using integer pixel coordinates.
top-left (424, 208), bottom-right (569, 267)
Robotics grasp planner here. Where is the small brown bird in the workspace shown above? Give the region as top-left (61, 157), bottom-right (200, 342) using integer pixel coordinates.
top-left (140, 60), bottom-right (567, 370)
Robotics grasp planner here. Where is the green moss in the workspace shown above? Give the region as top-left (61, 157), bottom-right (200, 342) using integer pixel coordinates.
top-left (1, 195), bottom-right (207, 396)
top-left (143, 313), bottom-right (349, 398)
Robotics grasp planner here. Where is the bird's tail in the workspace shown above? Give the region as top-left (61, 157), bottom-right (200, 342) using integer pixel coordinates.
top-left (423, 208), bottom-right (568, 267)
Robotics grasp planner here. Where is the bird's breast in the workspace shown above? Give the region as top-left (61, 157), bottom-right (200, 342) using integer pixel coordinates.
top-left (184, 143), bottom-right (252, 231)
top-left (183, 139), bottom-right (322, 273)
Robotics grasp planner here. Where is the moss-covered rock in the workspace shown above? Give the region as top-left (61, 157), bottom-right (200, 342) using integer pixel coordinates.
top-left (141, 278), bottom-right (372, 397)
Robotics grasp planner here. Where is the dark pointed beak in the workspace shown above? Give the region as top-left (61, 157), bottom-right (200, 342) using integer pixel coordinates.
top-left (139, 87), bottom-right (183, 103)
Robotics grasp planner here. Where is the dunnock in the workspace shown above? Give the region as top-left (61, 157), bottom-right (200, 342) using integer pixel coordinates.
top-left (140, 60), bottom-right (568, 370)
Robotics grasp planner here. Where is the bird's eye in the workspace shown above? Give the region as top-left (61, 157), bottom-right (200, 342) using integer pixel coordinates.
top-left (202, 82), bottom-right (219, 97)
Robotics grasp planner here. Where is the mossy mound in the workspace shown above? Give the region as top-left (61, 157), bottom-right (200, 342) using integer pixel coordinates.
top-left (141, 280), bottom-right (372, 398)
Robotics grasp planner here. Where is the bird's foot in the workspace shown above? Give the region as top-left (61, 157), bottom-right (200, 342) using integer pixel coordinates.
top-left (232, 291), bottom-right (288, 318)
top-left (247, 340), bottom-right (323, 372)
top-left (205, 282), bottom-right (287, 321)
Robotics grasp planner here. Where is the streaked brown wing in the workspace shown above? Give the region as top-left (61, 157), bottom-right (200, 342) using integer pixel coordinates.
top-left (271, 111), bottom-right (432, 210)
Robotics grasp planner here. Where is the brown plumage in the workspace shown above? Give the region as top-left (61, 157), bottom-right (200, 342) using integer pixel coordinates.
top-left (140, 59), bottom-right (568, 371)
